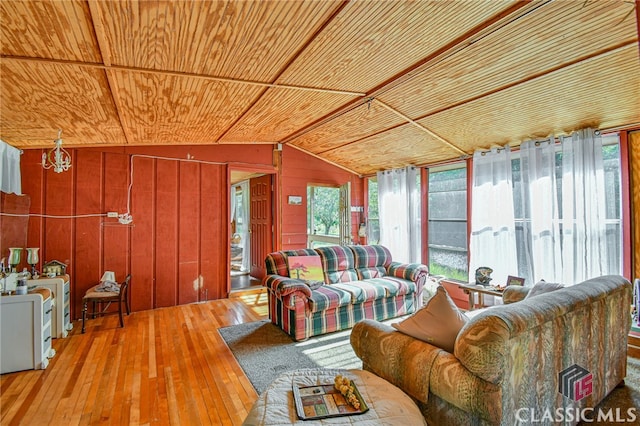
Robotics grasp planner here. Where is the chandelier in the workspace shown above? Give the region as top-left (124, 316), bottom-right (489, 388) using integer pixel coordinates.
top-left (42, 129), bottom-right (71, 173)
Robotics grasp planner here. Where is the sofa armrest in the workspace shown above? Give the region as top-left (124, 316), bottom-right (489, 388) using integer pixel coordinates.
top-left (428, 351), bottom-right (502, 423)
top-left (263, 275), bottom-right (312, 298)
top-left (351, 320), bottom-right (502, 423)
top-left (387, 262), bottom-right (429, 283)
top-left (351, 319), bottom-right (442, 404)
top-left (502, 285), bottom-right (530, 304)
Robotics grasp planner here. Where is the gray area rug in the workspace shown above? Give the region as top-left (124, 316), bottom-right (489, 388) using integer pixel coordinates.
top-left (218, 320), bottom-right (363, 394)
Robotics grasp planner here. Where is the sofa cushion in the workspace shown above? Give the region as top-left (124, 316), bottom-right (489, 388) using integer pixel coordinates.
top-left (287, 255), bottom-right (324, 281)
top-left (315, 246), bottom-right (359, 283)
top-left (264, 249), bottom-right (317, 277)
top-left (307, 285), bottom-right (353, 312)
top-left (331, 280), bottom-right (389, 303)
top-left (392, 286), bottom-right (468, 353)
top-left (365, 277), bottom-right (416, 297)
top-left (350, 245), bottom-right (392, 279)
top-left (524, 280), bottom-right (564, 299)
top-left (264, 249), bottom-right (317, 276)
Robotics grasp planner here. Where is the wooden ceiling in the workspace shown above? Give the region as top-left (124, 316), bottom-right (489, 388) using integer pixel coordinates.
top-left (1, 0), bottom-right (639, 176)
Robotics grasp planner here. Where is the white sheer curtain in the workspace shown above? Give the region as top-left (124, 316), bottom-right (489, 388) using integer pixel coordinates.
top-left (560, 128), bottom-right (608, 285)
top-left (469, 147), bottom-right (518, 288)
top-left (377, 166), bottom-right (420, 263)
top-left (518, 138), bottom-right (562, 283)
top-left (0, 140), bottom-right (22, 194)
top-left (238, 180), bottom-right (251, 273)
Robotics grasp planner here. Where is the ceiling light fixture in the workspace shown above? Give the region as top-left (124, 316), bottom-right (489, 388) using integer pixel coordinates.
top-left (42, 129), bottom-right (71, 173)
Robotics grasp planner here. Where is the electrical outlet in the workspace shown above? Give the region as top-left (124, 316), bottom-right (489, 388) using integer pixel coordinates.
top-left (107, 211), bottom-right (119, 218)
top-left (118, 213), bottom-right (133, 225)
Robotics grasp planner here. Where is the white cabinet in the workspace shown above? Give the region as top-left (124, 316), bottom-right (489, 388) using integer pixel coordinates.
top-left (0, 288), bottom-right (55, 374)
top-left (27, 275), bottom-right (72, 338)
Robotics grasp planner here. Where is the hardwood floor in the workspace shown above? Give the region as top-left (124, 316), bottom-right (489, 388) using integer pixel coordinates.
top-left (0, 293), bottom-right (268, 425)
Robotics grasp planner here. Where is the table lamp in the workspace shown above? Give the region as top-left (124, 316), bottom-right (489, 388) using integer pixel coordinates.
top-left (8, 248), bottom-right (22, 272)
top-left (26, 248), bottom-right (39, 278)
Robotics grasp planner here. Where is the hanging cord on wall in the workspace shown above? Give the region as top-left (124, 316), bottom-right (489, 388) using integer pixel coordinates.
top-left (123, 154), bottom-right (267, 224)
top-left (0, 212), bottom-right (106, 219)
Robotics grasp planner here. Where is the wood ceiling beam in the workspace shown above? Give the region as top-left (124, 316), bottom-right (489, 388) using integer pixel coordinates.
top-left (375, 100), bottom-right (467, 156)
top-left (87, 0), bottom-right (133, 145)
top-left (287, 143), bottom-right (361, 177)
top-left (414, 39), bottom-right (638, 120)
top-left (0, 56), bottom-right (365, 98)
top-left (367, 0), bottom-right (551, 99)
top-left (345, 38), bottom-right (637, 160)
top-left (214, 0), bottom-right (354, 143)
top-left (281, 0), bottom-right (548, 145)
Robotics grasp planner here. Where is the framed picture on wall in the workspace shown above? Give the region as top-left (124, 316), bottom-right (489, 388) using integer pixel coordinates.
top-left (506, 275), bottom-right (525, 286)
top-left (288, 195), bottom-right (303, 205)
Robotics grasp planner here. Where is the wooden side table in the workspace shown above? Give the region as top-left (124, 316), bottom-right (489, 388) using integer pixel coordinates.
top-left (458, 283), bottom-right (504, 310)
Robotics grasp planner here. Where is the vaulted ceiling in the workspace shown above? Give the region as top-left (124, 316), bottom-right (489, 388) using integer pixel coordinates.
top-left (1, 0), bottom-right (639, 175)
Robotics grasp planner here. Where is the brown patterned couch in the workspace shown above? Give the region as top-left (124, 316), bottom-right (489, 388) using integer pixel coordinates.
top-left (351, 275), bottom-right (632, 425)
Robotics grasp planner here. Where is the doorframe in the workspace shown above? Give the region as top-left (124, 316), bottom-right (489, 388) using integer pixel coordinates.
top-left (227, 162), bottom-right (279, 296)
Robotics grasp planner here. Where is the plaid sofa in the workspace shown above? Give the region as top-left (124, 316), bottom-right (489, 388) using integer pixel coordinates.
top-left (263, 245), bottom-right (428, 341)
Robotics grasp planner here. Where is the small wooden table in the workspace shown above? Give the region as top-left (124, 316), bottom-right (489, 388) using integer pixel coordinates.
top-left (458, 283), bottom-right (504, 310)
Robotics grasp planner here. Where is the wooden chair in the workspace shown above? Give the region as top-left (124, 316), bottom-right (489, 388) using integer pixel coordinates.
top-left (81, 275), bottom-right (131, 333)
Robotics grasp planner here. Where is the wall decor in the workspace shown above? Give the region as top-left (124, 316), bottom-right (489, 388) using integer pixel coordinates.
top-left (288, 195), bottom-right (302, 205)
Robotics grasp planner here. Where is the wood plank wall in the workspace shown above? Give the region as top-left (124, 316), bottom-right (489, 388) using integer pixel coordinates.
top-left (17, 144), bottom-right (363, 321)
top-left (19, 145), bottom-right (269, 320)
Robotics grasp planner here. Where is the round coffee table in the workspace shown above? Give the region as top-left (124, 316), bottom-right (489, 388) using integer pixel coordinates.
top-left (243, 368), bottom-right (426, 425)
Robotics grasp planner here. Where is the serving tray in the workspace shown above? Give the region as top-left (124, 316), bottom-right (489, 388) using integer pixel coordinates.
top-left (293, 381), bottom-right (369, 420)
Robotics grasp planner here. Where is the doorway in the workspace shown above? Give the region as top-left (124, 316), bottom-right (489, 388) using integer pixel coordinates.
top-left (230, 181), bottom-right (253, 289)
top-left (307, 182), bottom-right (352, 249)
top-left (229, 171), bottom-right (274, 291)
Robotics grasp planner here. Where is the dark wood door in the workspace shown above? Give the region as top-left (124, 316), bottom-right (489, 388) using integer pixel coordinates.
top-left (250, 174), bottom-right (273, 280)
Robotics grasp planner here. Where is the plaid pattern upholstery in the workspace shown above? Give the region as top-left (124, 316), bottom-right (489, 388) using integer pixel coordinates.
top-left (351, 245), bottom-right (392, 279)
top-left (366, 276), bottom-right (416, 296)
top-left (308, 285), bottom-right (352, 312)
top-left (264, 245), bottom-right (427, 341)
top-left (315, 246), bottom-right (359, 283)
top-left (351, 244), bottom-right (393, 267)
top-left (388, 261), bottom-right (428, 282)
top-left (331, 281), bottom-right (388, 303)
top-left (263, 275), bottom-right (312, 298)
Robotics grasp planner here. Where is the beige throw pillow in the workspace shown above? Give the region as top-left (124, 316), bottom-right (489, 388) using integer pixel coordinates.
top-left (392, 285), bottom-right (468, 353)
top-left (525, 280), bottom-right (564, 299)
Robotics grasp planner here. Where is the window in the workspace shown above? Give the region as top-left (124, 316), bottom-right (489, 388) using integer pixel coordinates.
top-left (427, 165), bottom-right (468, 281)
top-left (601, 136), bottom-right (622, 273)
top-left (367, 177), bottom-right (379, 244)
top-left (511, 133), bottom-right (622, 279)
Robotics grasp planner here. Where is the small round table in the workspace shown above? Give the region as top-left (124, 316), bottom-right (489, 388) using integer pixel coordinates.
top-left (243, 368), bottom-right (426, 425)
